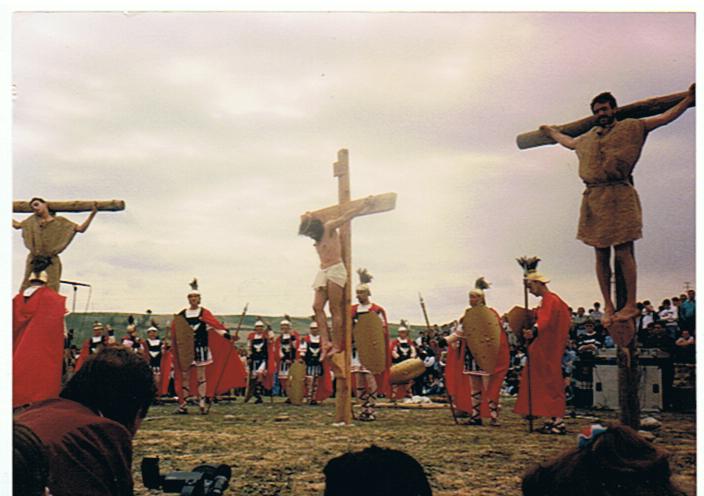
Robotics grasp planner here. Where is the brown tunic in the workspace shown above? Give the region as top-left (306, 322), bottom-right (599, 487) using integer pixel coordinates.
top-left (19, 215), bottom-right (77, 291)
top-left (574, 118), bottom-right (647, 248)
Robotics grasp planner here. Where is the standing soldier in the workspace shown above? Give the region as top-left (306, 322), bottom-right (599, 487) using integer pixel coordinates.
top-left (389, 323), bottom-right (417, 400)
top-left (350, 269), bottom-right (391, 421)
top-left (245, 320), bottom-right (276, 404)
top-left (275, 317), bottom-right (300, 401)
top-left (121, 316), bottom-right (143, 354)
top-left (142, 326), bottom-right (166, 396)
top-left (75, 322), bottom-right (107, 371)
top-left (299, 321), bottom-right (333, 405)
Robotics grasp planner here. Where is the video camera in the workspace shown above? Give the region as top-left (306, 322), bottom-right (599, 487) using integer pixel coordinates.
top-left (141, 456), bottom-right (231, 496)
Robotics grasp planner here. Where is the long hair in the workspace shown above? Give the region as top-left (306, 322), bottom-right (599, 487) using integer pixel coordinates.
top-left (522, 424), bottom-right (686, 496)
top-left (299, 217), bottom-right (324, 243)
top-left (60, 346), bottom-right (156, 433)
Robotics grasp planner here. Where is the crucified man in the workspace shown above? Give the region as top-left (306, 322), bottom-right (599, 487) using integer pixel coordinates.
top-left (299, 197), bottom-right (373, 361)
top-left (539, 84), bottom-right (695, 327)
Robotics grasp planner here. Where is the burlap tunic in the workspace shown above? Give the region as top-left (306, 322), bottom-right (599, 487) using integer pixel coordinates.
top-left (19, 215), bottom-right (77, 291)
top-left (574, 118), bottom-right (647, 248)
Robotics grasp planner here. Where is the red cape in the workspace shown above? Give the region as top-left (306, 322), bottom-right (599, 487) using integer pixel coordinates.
top-left (444, 339), bottom-right (473, 413)
top-left (13, 287), bottom-right (66, 407)
top-left (171, 308), bottom-right (247, 396)
top-left (514, 291), bottom-right (571, 418)
top-left (247, 332), bottom-right (278, 390)
top-left (351, 303), bottom-right (392, 398)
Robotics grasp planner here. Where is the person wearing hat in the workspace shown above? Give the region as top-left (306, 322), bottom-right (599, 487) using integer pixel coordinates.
top-left (350, 269), bottom-right (391, 421)
top-left (275, 317), bottom-right (301, 401)
top-left (142, 326), bottom-right (168, 397)
top-left (121, 316), bottom-right (143, 354)
top-left (389, 323), bottom-right (417, 400)
top-left (74, 322), bottom-right (107, 372)
top-left (514, 270), bottom-right (572, 434)
top-left (13, 262), bottom-right (67, 408)
top-left (444, 278), bottom-right (510, 426)
top-left (172, 280), bottom-right (245, 414)
top-left (298, 320), bottom-right (333, 405)
top-left (245, 320), bottom-right (276, 404)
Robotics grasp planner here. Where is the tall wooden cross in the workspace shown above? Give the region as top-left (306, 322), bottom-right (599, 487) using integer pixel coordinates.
top-left (515, 88), bottom-right (696, 429)
top-left (303, 149), bottom-right (396, 424)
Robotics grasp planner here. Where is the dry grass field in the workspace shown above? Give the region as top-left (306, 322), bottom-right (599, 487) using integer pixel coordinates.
top-left (133, 396), bottom-right (695, 496)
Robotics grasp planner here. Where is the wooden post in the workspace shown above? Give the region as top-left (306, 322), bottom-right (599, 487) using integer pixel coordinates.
top-left (13, 199), bottom-right (125, 212)
top-left (516, 89), bottom-right (695, 149)
top-left (303, 149), bottom-right (397, 425)
top-left (334, 149), bottom-right (354, 425)
top-left (616, 245), bottom-right (640, 429)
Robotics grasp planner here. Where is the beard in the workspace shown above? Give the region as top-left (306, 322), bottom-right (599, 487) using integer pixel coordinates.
top-left (596, 114), bottom-right (615, 127)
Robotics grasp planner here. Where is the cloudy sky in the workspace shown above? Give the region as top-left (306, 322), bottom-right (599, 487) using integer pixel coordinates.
top-left (7, 9), bottom-right (697, 324)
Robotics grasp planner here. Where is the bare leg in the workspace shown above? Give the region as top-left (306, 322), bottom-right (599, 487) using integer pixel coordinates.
top-left (313, 287), bottom-right (332, 354)
top-left (613, 242), bottom-right (639, 321)
top-left (176, 368), bottom-right (191, 413)
top-left (326, 281), bottom-right (345, 354)
top-left (595, 247), bottom-right (615, 326)
top-left (469, 375), bottom-right (483, 425)
top-left (196, 366), bottom-right (207, 413)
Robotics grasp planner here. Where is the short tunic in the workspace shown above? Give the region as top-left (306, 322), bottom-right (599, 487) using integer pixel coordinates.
top-left (574, 118), bottom-right (647, 248)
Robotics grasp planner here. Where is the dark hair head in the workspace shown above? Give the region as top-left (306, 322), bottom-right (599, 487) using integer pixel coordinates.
top-left (13, 422), bottom-right (50, 496)
top-left (29, 197), bottom-right (55, 216)
top-left (590, 92), bottom-right (618, 112)
top-left (522, 424), bottom-right (685, 496)
top-left (324, 445), bottom-right (432, 496)
top-left (60, 346), bottom-right (156, 433)
top-left (299, 216), bottom-right (324, 243)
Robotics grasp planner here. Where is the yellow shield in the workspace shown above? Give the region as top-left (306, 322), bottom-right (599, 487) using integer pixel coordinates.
top-left (462, 306), bottom-right (501, 373)
top-left (389, 358), bottom-right (426, 385)
top-left (172, 314), bottom-right (195, 370)
top-left (353, 312), bottom-right (387, 374)
top-left (287, 360), bottom-right (307, 405)
top-left (507, 306), bottom-right (535, 339)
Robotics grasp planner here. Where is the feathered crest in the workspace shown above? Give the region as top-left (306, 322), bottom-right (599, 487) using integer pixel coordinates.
top-left (284, 314), bottom-right (292, 322)
top-left (399, 319), bottom-right (409, 328)
top-left (150, 319), bottom-right (160, 330)
top-left (516, 256), bottom-right (541, 275)
top-left (474, 277), bottom-right (491, 291)
top-left (189, 278), bottom-right (199, 291)
top-left (357, 268), bottom-right (373, 284)
top-left (127, 315), bottom-right (135, 325)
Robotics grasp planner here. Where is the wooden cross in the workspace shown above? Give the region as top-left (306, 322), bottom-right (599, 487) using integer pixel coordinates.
top-left (13, 200), bottom-right (125, 212)
top-left (303, 149), bottom-right (396, 424)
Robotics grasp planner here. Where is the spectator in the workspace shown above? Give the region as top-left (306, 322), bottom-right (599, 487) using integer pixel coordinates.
top-left (576, 320), bottom-right (601, 358)
top-left (13, 422), bottom-right (50, 496)
top-left (323, 445), bottom-right (432, 496)
top-left (571, 307), bottom-right (589, 337)
top-left (14, 346), bottom-right (157, 496)
top-left (641, 321), bottom-right (675, 355)
top-left (637, 301), bottom-right (658, 333)
top-left (588, 302), bottom-right (604, 324)
top-left (673, 329), bottom-right (695, 363)
top-left (679, 290), bottom-right (696, 334)
top-left (522, 424), bottom-right (687, 496)
top-left (658, 299), bottom-right (679, 338)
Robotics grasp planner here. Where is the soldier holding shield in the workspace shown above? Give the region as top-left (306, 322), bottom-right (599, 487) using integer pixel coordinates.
top-left (444, 278), bottom-right (510, 426)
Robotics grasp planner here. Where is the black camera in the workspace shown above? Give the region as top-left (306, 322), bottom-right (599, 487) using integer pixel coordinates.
top-left (141, 456), bottom-right (231, 496)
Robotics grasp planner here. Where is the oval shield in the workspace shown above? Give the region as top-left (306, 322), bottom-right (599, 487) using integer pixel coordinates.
top-left (462, 306), bottom-right (501, 373)
top-left (507, 306), bottom-right (535, 339)
top-left (353, 312), bottom-right (387, 374)
top-left (172, 314), bottom-right (194, 370)
top-left (389, 358), bottom-right (426, 385)
top-left (287, 360), bottom-right (307, 405)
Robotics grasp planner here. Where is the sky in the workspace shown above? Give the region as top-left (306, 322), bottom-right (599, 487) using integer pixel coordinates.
top-left (6, 9), bottom-right (697, 326)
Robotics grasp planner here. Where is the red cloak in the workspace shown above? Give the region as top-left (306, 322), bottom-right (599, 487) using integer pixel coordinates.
top-left (444, 339), bottom-right (473, 414)
top-left (514, 290), bottom-right (571, 418)
top-left (13, 287), bottom-right (66, 407)
top-left (480, 309), bottom-right (510, 418)
top-left (171, 307), bottom-right (247, 397)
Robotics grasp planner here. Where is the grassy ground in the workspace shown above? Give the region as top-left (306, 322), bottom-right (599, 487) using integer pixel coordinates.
top-left (133, 396), bottom-right (696, 496)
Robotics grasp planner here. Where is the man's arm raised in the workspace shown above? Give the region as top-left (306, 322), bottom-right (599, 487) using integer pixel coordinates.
top-left (642, 83), bottom-right (695, 132)
top-left (75, 202), bottom-right (98, 233)
top-left (539, 125), bottom-right (577, 150)
top-left (325, 196), bottom-right (374, 231)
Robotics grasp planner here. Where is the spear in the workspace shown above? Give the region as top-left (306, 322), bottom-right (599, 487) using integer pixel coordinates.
top-left (516, 257), bottom-right (540, 433)
top-left (208, 303), bottom-right (248, 413)
top-left (419, 292), bottom-right (458, 425)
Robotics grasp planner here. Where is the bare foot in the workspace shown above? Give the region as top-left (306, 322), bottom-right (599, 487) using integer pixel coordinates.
top-left (329, 351), bottom-right (347, 378)
top-left (602, 305), bottom-right (616, 328)
top-left (320, 341), bottom-right (337, 362)
top-left (614, 305), bottom-right (640, 322)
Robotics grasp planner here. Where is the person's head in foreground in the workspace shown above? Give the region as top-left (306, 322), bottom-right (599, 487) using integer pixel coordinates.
top-left (323, 445), bottom-right (432, 496)
top-left (522, 423), bottom-right (686, 496)
top-left (13, 422), bottom-right (50, 496)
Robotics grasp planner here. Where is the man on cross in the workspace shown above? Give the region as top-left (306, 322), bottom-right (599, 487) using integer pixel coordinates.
top-left (298, 197), bottom-right (374, 362)
top-left (539, 84), bottom-right (695, 327)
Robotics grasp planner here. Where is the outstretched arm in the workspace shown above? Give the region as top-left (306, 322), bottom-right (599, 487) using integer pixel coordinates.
top-left (12, 219), bottom-right (22, 229)
top-left (539, 125), bottom-right (577, 150)
top-left (642, 83), bottom-right (695, 132)
top-left (75, 202), bottom-right (98, 233)
top-left (325, 196), bottom-right (374, 231)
